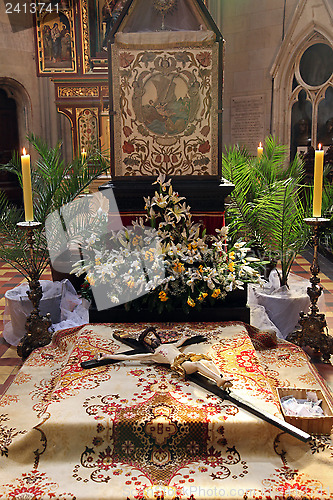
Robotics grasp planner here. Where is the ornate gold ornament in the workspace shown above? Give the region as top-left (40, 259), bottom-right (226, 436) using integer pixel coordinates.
top-left (287, 218), bottom-right (333, 363)
top-left (80, 0), bottom-right (90, 73)
top-left (58, 86), bottom-right (99, 97)
top-left (153, 0), bottom-right (177, 15)
top-left (16, 222), bottom-right (53, 361)
top-left (153, 0), bottom-right (177, 29)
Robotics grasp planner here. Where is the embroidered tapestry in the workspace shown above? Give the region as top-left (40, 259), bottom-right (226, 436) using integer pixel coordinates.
top-left (111, 31), bottom-right (219, 177)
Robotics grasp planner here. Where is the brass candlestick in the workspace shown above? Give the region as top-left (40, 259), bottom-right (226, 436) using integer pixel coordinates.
top-left (16, 221), bottom-right (52, 361)
top-left (287, 217), bottom-right (333, 363)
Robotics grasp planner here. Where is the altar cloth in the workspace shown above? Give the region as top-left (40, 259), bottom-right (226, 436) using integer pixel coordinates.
top-left (0, 321), bottom-right (333, 499)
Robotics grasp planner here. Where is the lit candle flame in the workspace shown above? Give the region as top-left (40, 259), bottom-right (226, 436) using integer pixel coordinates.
top-left (318, 143), bottom-right (322, 150)
top-left (22, 148), bottom-right (26, 155)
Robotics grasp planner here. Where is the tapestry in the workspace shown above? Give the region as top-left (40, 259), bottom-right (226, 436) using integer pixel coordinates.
top-left (111, 31), bottom-right (219, 177)
top-left (0, 322), bottom-right (333, 499)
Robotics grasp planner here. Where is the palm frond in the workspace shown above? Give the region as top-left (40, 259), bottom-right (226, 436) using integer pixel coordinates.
top-left (0, 135), bottom-right (111, 281)
top-left (0, 151), bottom-right (23, 182)
top-left (222, 136), bottom-right (311, 285)
top-left (257, 178), bottom-right (309, 285)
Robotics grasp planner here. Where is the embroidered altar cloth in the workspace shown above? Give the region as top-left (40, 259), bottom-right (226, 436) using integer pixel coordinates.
top-left (0, 322), bottom-right (333, 499)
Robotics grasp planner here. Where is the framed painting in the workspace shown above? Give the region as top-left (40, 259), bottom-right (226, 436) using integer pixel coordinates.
top-left (35, 0), bottom-right (77, 74)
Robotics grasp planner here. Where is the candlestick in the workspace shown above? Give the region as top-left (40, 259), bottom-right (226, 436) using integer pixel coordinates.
top-left (16, 221), bottom-right (52, 361)
top-left (21, 148), bottom-right (34, 222)
top-left (313, 144), bottom-right (324, 217)
top-left (287, 218), bottom-right (332, 363)
top-left (257, 142), bottom-right (263, 159)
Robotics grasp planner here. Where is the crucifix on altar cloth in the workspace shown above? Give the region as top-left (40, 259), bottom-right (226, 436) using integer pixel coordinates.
top-left (81, 326), bottom-right (311, 443)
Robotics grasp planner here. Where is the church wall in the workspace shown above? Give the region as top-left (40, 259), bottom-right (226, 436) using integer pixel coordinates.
top-left (0, 2), bottom-right (59, 156)
top-left (208, 0), bottom-right (299, 152)
top-left (209, 0), bottom-right (333, 155)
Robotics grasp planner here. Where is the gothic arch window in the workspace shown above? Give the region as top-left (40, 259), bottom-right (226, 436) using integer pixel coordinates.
top-left (290, 41), bottom-right (333, 158)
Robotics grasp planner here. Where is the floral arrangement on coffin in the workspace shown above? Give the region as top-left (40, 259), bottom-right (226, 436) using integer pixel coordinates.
top-left (73, 175), bottom-right (264, 314)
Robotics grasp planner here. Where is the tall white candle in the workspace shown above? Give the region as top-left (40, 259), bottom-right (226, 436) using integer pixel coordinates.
top-left (313, 144), bottom-right (324, 217)
top-left (21, 148), bottom-right (33, 221)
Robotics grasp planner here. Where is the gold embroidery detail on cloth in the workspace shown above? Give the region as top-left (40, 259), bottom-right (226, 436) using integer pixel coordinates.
top-left (145, 406), bottom-right (177, 446)
top-left (170, 352), bottom-right (212, 377)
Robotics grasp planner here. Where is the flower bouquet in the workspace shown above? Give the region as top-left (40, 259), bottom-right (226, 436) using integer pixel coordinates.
top-left (73, 175), bottom-right (264, 319)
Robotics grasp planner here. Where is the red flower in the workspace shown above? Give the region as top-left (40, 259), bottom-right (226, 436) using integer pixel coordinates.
top-left (201, 125), bottom-right (210, 137)
top-left (198, 140), bottom-right (210, 153)
top-left (196, 51), bottom-right (211, 67)
top-left (119, 52), bottom-right (134, 68)
top-left (122, 141), bottom-right (135, 154)
top-left (123, 126), bottom-right (132, 137)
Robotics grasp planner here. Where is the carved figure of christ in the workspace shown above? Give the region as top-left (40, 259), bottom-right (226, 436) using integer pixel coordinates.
top-left (95, 329), bottom-right (233, 390)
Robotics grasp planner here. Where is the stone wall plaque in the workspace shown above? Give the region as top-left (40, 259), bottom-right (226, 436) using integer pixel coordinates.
top-left (231, 95), bottom-right (265, 155)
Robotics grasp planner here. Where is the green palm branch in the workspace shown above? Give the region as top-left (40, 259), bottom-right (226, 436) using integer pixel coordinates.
top-left (222, 135), bottom-right (310, 286)
top-left (257, 178), bottom-right (309, 286)
top-left (0, 134), bottom-right (110, 281)
top-left (221, 145), bottom-right (262, 245)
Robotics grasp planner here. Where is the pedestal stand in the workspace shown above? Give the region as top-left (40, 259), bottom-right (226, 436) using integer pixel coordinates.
top-left (16, 221), bottom-right (52, 361)
top-left (287, 218), bottom-right (333, 363)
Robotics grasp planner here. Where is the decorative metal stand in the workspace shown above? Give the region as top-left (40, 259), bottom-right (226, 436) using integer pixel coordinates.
top-left (287, 218), bottom-right (333, 363)
top-left (16, 221), bottom-right (52, 361)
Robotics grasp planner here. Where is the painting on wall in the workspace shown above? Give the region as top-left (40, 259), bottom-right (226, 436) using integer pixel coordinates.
top-left (35, 2), bottom-right (76, 74)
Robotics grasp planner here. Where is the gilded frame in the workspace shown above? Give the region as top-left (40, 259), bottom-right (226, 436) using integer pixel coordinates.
top-left (35, 1), bottom-right (77, 74)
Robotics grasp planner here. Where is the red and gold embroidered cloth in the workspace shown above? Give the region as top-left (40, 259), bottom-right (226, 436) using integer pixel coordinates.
top-left (1, 322), bottom-right (333, 499)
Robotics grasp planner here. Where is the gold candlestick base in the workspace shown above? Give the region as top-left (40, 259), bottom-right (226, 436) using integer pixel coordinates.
top-left (16, 222), bottom-right (53, 361)
top-left (287, 218), bottom-right (333, 363)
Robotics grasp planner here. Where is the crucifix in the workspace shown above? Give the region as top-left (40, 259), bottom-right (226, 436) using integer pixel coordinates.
top-left (81, 326), bottom-right (311, 443)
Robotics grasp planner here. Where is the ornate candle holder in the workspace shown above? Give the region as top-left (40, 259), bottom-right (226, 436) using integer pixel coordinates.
top-left (16, 221), bottom-right (52, 361)
top-left (287, 217), bottom-right (333, 363)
